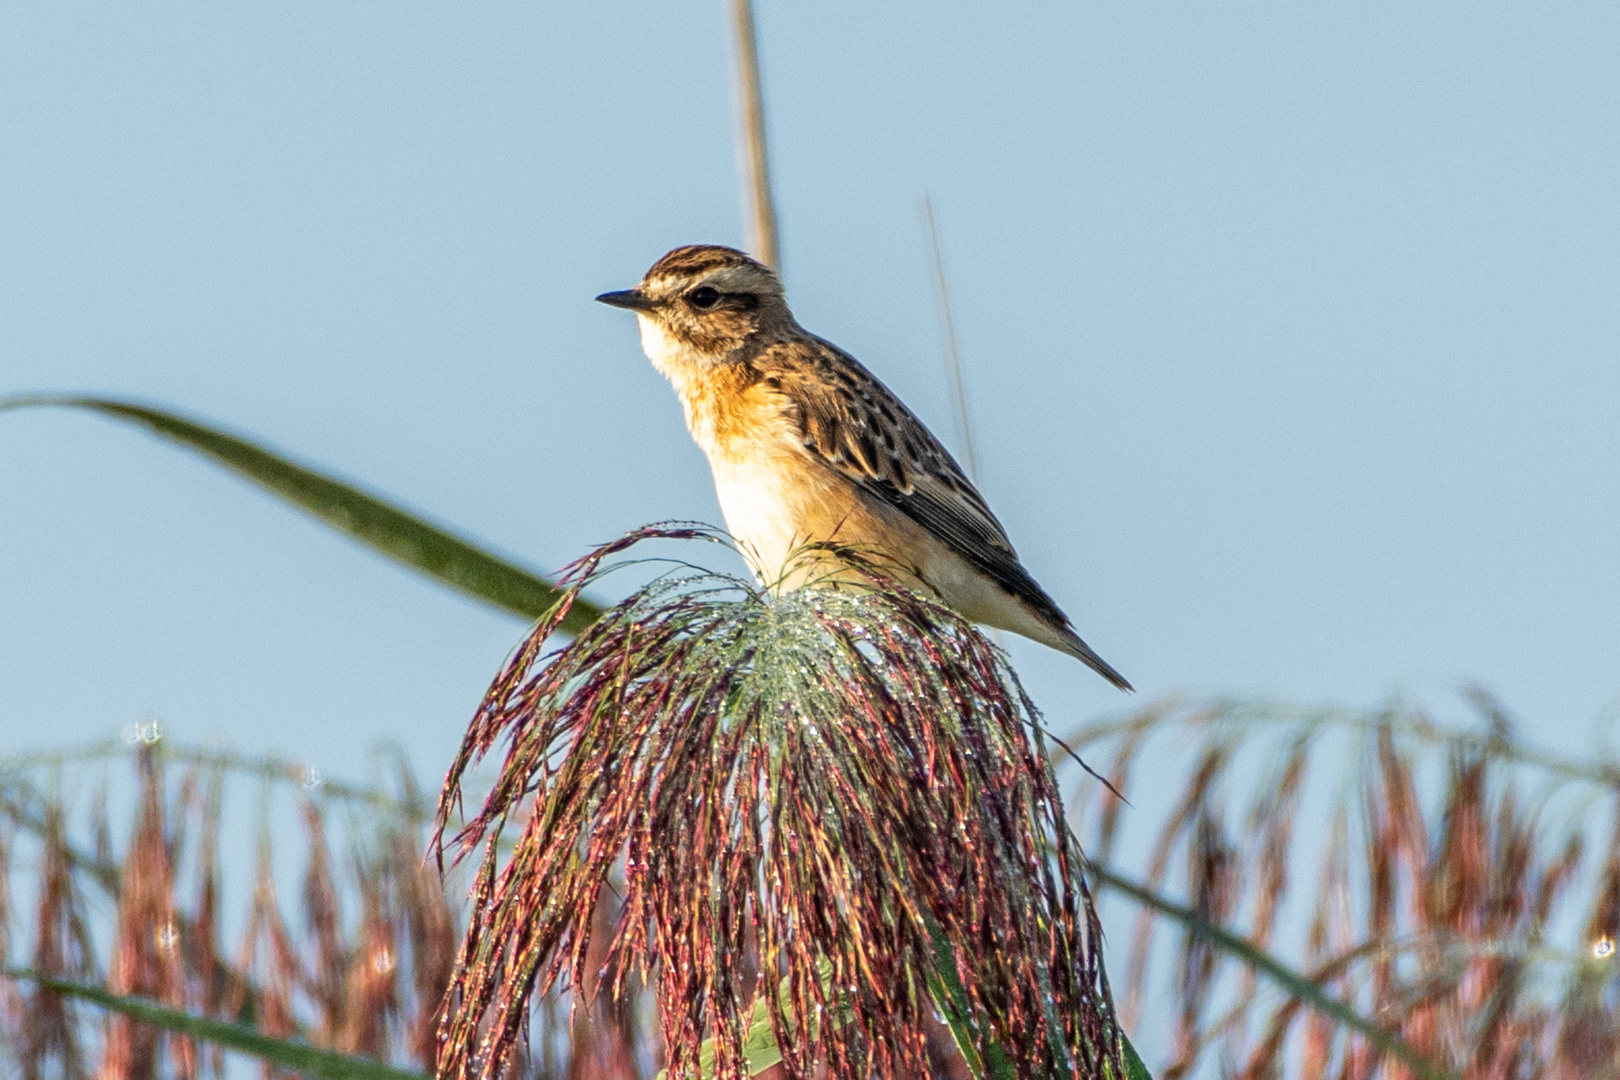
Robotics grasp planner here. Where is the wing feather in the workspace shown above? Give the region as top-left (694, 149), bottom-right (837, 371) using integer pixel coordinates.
top-left (754, 336), bottom-right (1072, 629)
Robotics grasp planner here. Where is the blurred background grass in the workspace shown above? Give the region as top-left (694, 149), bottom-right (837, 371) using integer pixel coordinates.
top-left (4, 684), bottom-right (1615, 1076)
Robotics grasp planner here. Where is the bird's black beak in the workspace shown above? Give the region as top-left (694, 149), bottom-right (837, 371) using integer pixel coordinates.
top-left (595, 289), bottom-right (657, 312)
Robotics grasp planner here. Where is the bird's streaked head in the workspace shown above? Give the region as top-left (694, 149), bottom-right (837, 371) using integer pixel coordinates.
top-left (597, 245), bottom-right (791, 376)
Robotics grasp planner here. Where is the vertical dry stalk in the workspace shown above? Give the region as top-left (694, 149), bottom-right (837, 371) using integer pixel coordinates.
top-left (99, 750), bottom-right (187, 1080)
top-left (0, 823), bottom-right (18, 1046)
top-left (396, 830), bottom-right (458, 1072)
top-left (17, 801), bottom-right (98, 1080)
top-left (300, 802), bottom-right (347, 1047)
top-left (335, 863), bottom-right (398, 1058)
top-left (728, 0), bottom-right (779, 269)
top-left (187, 767), bottom-right (227, 1077)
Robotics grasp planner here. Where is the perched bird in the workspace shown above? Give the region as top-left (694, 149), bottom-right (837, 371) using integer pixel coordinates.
top-left (597, 244), bottom-right (1130, 690)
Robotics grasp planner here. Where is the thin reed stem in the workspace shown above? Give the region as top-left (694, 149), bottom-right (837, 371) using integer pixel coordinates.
top-left (921, 192), bottom-right (982, 485)
top-left (728, 0), bottom-right (779, 269)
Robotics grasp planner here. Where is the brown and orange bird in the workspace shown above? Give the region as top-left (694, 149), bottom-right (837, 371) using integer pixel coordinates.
top-left (598, 244), bottom-right (1130, 690)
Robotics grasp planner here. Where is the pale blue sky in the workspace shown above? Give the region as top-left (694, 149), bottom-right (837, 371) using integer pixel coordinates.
top-left (4, 4), bottom-right (1617, 777)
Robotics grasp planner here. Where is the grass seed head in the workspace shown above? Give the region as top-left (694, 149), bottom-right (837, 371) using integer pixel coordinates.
top-left (434, 527), bottom-right (1124, 1080)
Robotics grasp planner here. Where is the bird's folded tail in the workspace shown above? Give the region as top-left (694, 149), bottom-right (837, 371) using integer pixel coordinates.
top-left (1055, 626), bottom-right (1133, 692)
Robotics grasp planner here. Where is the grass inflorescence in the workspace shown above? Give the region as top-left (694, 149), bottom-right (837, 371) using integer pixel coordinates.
top-left (1062, 697), bottom-right (1620, 1079)
top-left (434, 526), bottom-right (1123, 1080)
top-left (0, 739), bottom-right (457, 1080)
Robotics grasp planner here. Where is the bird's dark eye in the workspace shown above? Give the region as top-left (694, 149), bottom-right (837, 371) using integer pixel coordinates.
top-left (686, 286), bottom-right (721, 309)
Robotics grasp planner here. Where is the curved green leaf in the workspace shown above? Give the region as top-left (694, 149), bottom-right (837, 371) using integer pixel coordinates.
top-left (1, 395), bottom-right (602, 634)
top-left (1120, 1033), bottom-right (1153, 1080)
top-left (4, 969), bottom-right (428, 1080)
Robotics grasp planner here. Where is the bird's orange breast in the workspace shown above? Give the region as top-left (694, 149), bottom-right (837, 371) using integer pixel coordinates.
top-left (667, 364), bottom-right (904, 583)
top-left (671, 363), bottom-right (784, 461)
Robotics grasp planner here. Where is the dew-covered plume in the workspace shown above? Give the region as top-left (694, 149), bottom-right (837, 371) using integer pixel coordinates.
top-left (434, 526), bottom-right (1124, 1080)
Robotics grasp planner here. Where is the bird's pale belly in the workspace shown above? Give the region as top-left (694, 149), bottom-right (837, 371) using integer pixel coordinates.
top-left (705, 442), bottom-right (989, 604)
top-left (706, 450), bottom-right (871, 586)
top-left (705, 445), bottom-right (1075, 653)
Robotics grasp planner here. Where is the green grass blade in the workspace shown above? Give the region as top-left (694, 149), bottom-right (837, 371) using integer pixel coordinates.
top-left (0, 395), bottom-right (601, 634)
top-left (925, 918), bottom-right (1014, 1080)
top-left (4, 969), bottom-right (428, 1080)
top-left (925, 915), bottom-right (1146, 1080)
top-left (659, 965), bottom-right (1152, 1080)
top-left (1119, 1033), bottom-right (1153, 1080)
top-left (652, 984), bottom-right (783, 1080)
top-left (1090, 863), bottom-right (1457, 1080)
top-left (706, 991), bottom-right (784, 1079)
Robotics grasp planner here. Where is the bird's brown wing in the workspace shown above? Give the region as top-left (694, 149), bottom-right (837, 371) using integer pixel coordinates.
top-left (754, 336), bottom-right (1073, 630)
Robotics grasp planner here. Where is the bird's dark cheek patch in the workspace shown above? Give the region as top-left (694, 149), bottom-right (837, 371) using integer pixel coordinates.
top-left (682, 317), bottom-right (750, 357)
